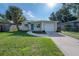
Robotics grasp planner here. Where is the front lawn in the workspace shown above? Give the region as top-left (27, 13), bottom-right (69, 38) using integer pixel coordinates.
top-left (0, 31), bottom-right (64, 56)
top-left (62, 31), bottom-right (79, 40)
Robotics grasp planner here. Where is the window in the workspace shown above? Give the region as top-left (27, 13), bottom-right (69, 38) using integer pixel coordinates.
top-left (37, 24), bottom-right (40, 28)
top-left (24, 24), bottom-right (28, 27)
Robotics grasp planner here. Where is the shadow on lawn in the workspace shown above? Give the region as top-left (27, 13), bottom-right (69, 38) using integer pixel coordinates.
top-left (4, 31), bottom-right (65, 37)
top-left (8, 31), bottom-right (33, 37)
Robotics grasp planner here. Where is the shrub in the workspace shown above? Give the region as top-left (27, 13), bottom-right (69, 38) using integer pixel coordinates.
top-left (32, 31), bottom-right (46, 34)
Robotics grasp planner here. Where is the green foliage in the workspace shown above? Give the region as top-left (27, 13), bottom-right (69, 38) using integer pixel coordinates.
top-left (49, 12), bottom-right (57, 21)
top-left (6, 10), bottom-right (12, 20)
top-left (63, 3), bottom-right (79, 18)
top-left (6, 6), bottom-right (26, 31)
top-left (6, 6), bottom-right (25, 23)
top-left (49, 3), bottom-right (77, 23)
top-left (32, 31), bottom-right (46, 34)
top-left (0, 13), bottom-right (9, 23)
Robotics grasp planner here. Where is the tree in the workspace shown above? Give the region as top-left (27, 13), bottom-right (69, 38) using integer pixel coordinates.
top-left (6, 6), bottom-right (26, 31)
top-left (55, 11), bottom-right (62, 22)
top-left (49, 12), bottom-right (57, 21)
top-left (49, 3), bottom-right (77, 23)
top-left (62, 3), bottom-right (79, 18)
top-left (0, 13), bottom-right (8, 23)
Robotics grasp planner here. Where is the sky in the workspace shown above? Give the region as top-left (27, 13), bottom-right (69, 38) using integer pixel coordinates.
top-left (0, 3), bottom-right (62, 21)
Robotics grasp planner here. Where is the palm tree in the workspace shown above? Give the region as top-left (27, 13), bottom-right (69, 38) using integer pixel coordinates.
top-left (6, 6), bottom-right (26, 31)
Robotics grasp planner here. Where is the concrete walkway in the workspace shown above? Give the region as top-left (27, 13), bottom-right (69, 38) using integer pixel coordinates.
top-left (27, 31), bottom-right (79, 56)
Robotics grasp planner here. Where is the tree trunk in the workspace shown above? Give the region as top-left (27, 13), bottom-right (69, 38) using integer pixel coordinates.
top-left (16, 24), bottom-right (20, 31)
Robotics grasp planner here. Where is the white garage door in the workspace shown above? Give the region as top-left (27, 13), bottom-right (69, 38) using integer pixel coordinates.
top-left (44, 23), bottom-right (55, 32)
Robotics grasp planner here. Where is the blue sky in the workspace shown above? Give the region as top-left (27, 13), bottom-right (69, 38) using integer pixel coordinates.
top-left (0, 3), bottom-right (62, 21)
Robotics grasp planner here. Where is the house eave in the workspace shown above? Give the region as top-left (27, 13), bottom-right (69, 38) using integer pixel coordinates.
top-left (27, 20), bottom-right (58, 23)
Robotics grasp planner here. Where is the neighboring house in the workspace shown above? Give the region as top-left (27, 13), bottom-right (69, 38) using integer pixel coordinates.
top-left (0, 16), bottom-right (12, 32)
top-left (20, 20), bottom-right (58, 33)
top-left (0, 22), bottom-right (11, 32)
top-left (63, 20), bottom-right (79, 31)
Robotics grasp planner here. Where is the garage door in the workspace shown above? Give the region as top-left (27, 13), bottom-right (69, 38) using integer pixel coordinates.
top-left (44, 23), bottom-right (55, 32)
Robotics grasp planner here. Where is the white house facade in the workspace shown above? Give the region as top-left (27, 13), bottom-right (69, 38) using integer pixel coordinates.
top-left (20, 20), bottom-right (58, 32)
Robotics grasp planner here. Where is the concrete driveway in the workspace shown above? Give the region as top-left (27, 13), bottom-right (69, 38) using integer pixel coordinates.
top-left (48, 32), bottom-right (79, 56)
top-left (27, 31), bottom-right (79, 56)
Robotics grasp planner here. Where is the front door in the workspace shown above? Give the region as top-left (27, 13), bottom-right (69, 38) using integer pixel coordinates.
top-left (31, 24), bottom-right (34, 31)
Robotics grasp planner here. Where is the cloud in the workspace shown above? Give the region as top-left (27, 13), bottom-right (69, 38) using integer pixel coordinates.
top-left (26, 11), bottom-right (34, 18)
top-left (22, 10), bottom-right (47, 21)
top-left (22, 10), bottom-right (35, 20)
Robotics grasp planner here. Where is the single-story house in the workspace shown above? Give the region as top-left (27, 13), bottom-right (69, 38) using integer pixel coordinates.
top-left (20, 20), bottom-right (58, 33)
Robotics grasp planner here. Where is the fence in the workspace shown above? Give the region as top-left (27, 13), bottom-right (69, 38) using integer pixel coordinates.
top-left (62, 25), bottom-right (79, 32)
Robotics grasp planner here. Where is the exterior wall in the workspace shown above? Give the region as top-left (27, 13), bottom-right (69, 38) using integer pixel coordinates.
top-left (19, 24), bottom-right (29, 31)
top-left (10, 24), bottom-right (28, 31)
top-left (20, 21), bottom-right (58, 32)
top-left (41, 22), bottom-right (45, 31)
top-left (4, 24), bottom-right (11, 31)
top-left (0, 24), bottom-right (11, 32)
top-left (18, 21), bottom-right (29, 31)
top-left (10, 25), bottom-right (17, 31)
top-left (54, 22), bottom-right (57, 31)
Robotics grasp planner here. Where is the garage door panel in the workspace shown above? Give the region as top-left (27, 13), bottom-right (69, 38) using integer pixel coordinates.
top-left (44, 23), bottom-right (55, 32)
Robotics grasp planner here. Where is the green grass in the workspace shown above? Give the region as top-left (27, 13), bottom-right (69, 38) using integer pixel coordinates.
top-left (62, 31), bottom-right (79, 40)
top-left (0, 31), bottom-right (64, 56)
